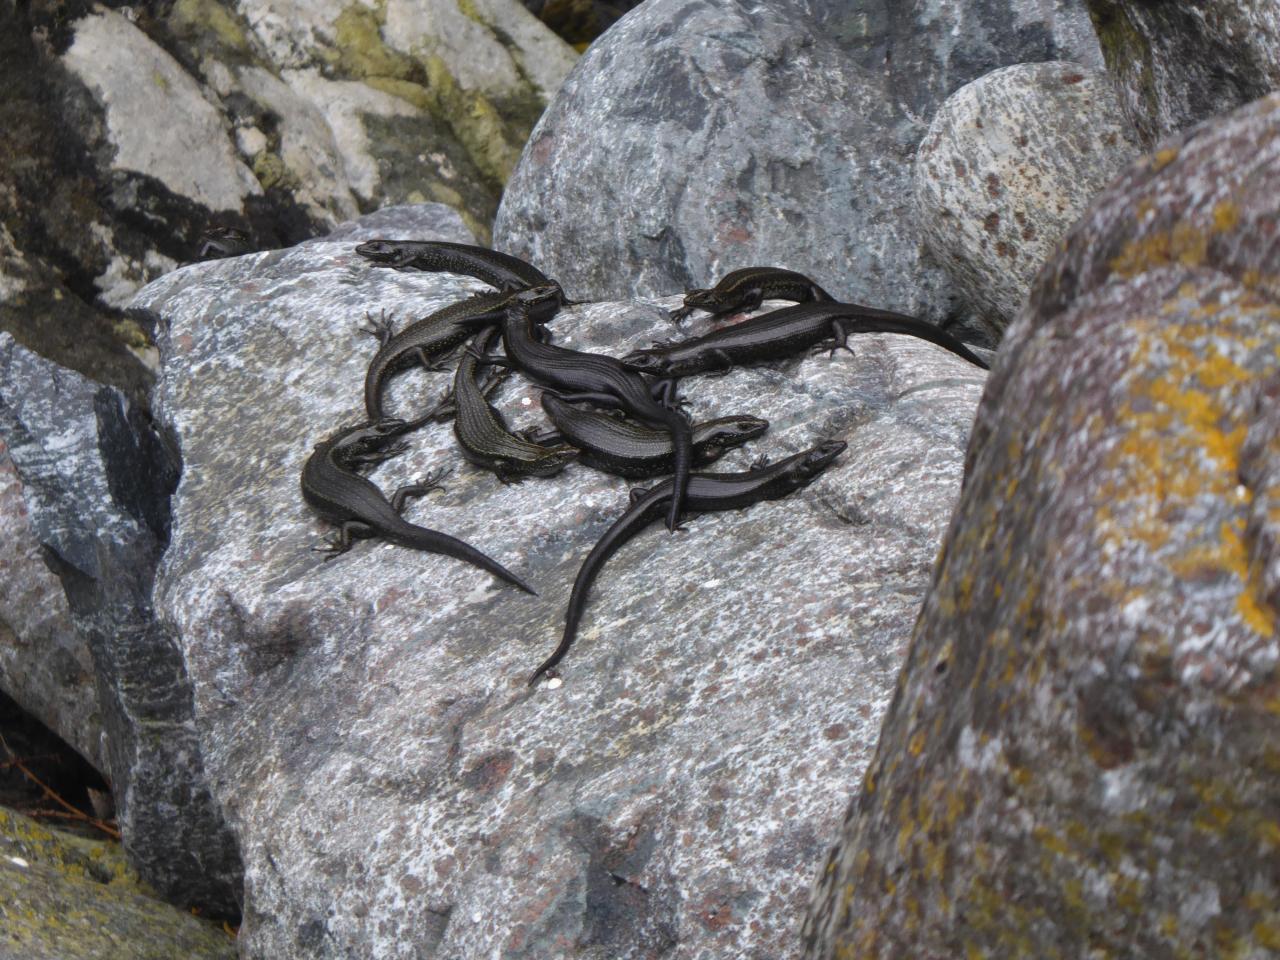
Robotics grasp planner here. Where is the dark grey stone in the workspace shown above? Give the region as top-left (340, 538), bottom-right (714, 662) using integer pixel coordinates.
top-left (494, 0), bottom-right (1100, 327)
top-left (0, 334), bottom-right (241, 917)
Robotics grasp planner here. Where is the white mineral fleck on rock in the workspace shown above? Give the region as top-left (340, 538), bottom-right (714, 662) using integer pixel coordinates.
top-left (236, 126), bottom-right (269, 158)
top-left (62, 10), bottom-right (260, 213)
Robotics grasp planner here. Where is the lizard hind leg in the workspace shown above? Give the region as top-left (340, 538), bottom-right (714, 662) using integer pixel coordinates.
top-left (391, 468), bottom-right (451, 511)
top-left (315, 520), bottom-right (377, 560)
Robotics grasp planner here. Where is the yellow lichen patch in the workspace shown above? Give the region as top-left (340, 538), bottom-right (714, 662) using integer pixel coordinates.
top-left (1255, 922), bottom-right (1280, 951)
top-left (908, 729), bottom-right (927, 757)
top-left (1033, 825), bottom-right (1072, 859)
top-left (1109, 222), bottom-right (1209, 279)
top-left (1151, 148), bottom-right (1180, 171)
top-left (1214, 201), bottom-right (1241, 233)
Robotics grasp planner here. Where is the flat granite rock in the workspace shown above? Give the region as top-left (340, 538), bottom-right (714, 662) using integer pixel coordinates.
top-left (803, 91), bottom-right (1280, 960)
top-left (914, 61), bottom-right (1140, 333)
top-left (494, 0), bottom-right (1100, 322)
top-left (134, 235), bottom-right (987, 957)
top-left (1085, 0), bottom-right (1280, 145)
top-left (0, 335), bottom-right (241, 917)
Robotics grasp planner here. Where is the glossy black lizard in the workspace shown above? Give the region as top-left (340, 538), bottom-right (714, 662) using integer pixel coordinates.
top-left (355, 239), bottom-right (563, 297)
top-left (538, 393), bottom-right (768, 479)
top-left (453, 329), bottom-right (578, 482)
top-left (621, 301), bottom-right (990, 379)
top-left (529, 439), bottom-right (847, 684)
top-left (474, 289), bottom-right (695, 531)
top-left (363, 285), bottom-right (561, 422)
top-left (669, 266), bottom-right (833, 322)
top-left (300, 418), bottom-right (536, 594)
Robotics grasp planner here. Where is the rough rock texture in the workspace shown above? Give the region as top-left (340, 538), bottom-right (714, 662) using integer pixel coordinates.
top-left (1, 0), bottom-right (573, 399)
top-left (495, 0), bottom-right (1101, 318)
top-left (0, 335), bottom-right (241, 917)
top-left (914, 62), bottom-right (1140, 332)
top-left (310, 202), bottom-right (476, 245)
top-left (0, 806), bottom-right (237, 960)
top-left (803, 92), bottom-right (1280, 960)
top-left (1086, 0), bottom-right (1280, 145)
top-left (132, 234), bottom-right (987, 958)
top-left (0, 442), bottom-right (105, 775)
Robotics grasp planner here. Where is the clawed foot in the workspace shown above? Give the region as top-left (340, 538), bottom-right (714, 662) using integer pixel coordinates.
top-left (360, 310), bottom-right (396, 345)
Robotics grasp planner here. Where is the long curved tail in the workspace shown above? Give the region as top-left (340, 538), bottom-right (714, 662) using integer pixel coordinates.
top-left (391, 523), bottom-right (536, 594)
top-left (529, 489), bottom-right (668, 684)
top-left (846, 316), bottom-right (990, 370)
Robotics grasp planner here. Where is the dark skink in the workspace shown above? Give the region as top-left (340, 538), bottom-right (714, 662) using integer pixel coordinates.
top-left (622, 301), bottom-right (990, 378)
top-left (355, 239), bottom-right (560, 296)
top-left (453, 329), bottom-right (578, 482)
top-left (363, 287), bottom-right (559, 422)
top-left (539, 393), bottom-right (767, 479)
top-left (300, 418), bottom-right (536, 594)
top-left (669, 266), bottom-right (833, 322)
top-left (484, 291), bottom-right (694, 532)
top-left (529, 439), bottom-right (847, 684)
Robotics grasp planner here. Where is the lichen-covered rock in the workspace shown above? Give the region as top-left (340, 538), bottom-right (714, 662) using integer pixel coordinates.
top-left (1086, 0), bottom-right (1280, 145)
top-left (0, 806), bottom-right (237, 960)
top-left (803, 92), bottom-right (1280, 960)
top-left (0, 335), bottom-right (241, 917)
top-left (914, 62), bottom-right (1140, 332)
top-left (494, 0), bottom-right (1101, 324)
top-left (1, 0), bottom-right (574, 401)
top-left (0, 442), bottom-right (105, 775)
top-left (132, 225), bottom-right (986, 957)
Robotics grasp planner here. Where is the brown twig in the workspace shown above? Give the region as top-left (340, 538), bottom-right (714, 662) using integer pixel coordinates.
top-left (0, 733), bottom-right (121, 840)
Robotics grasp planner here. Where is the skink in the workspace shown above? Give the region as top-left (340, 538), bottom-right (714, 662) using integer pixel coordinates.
top-left (622, 301), bottom-right (990, 378)
top-left (301, 418), bottom-right (536, 594)
top-left (529, 439), bottom-right (847, 683)
top-left (670, 266), bottom-right (833, 322)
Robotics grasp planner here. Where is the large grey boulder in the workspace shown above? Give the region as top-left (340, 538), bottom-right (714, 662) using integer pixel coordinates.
top-left (0, 442), bottom-right (105, 775)
top-left (494, 0), bottom-right (1100, 322)
top-left (0, 335), bottom-right (241, 917)
top-left (0, 805), bottom-right (237, 960)
top-left (914, 62), bottom-right (1140, 332)
top-left (1085, 0), bottom-right (1280, 144)
top-left (803, 91), bottom-right (1280, 960)
top-left (133, 230), bottom-right (986, 957)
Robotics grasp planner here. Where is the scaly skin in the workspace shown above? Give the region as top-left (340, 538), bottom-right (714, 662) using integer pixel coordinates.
top-left (483, 289), bottom-right (695, 532)
top-left (539, 393), bottom-right (768, 479)
top-left (623, 301), bottom-right (991, 379)
top-left (529, 440), bottom-right (847, 684)
top-left (453, 328), bottom-right (578, 482)
top-left (363, 287), bottom-right (560, 422)
top-left (300, 418), bottom-right (536, 594)
top-left (355, 239), bottom-right (563, 297)
top-left (669, 266), bottom-right (833, 322)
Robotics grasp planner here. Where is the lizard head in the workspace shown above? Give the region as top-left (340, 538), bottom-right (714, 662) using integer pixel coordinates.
top-left (680, 287), bottom-right (715, 309)
top-left (354, 240), bottom-right (400, 263)
top-left (619, 349), bottom-right (671, 376)
top-left (698, 415), bottom-right (769, 458)
top-left (787, 439), bottom-right (846, 486)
